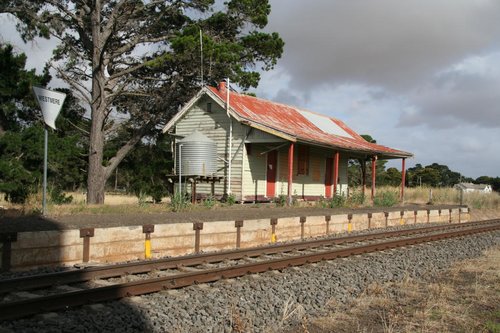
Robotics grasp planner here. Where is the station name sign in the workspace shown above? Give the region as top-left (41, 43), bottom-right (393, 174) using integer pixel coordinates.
top-left (32, 86), bottom-right (67, 130)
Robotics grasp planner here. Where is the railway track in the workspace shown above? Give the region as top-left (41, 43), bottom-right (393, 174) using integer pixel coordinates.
top-left (1, 219), bottom-right (499, 321)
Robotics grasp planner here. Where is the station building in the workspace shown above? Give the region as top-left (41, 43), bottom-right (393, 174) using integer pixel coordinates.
top-left (162, 81), bottom-right (412, 203)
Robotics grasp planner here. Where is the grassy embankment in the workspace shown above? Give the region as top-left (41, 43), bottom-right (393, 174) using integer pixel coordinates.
top-left (290, 245), bottom-right (500, 333)
top-left (1, 186), bottom-right (499, 216)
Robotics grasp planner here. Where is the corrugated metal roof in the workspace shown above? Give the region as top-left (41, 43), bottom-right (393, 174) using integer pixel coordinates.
top-left (208, 86), bottom-right (412, 159)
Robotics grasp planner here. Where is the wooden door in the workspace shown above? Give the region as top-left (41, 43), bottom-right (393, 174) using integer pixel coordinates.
top-left (325, 157), bottom-right (333, 198)
top-left (266, 150), bottom-right (278, 197)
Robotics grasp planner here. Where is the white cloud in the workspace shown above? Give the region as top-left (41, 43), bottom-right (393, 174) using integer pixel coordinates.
top-left (401, 52), bottom-right (500, 128)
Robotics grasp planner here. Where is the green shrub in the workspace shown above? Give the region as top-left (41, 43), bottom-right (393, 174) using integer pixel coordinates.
top-left (202, 194), bottom-right (216, 208)
top-left (347, 191), bottom-right (365, 207)
top-left (132, 181), bottom-right (168, 204)
top-left (274, 194), bottom-right (287, 207)
top-left (226, 193), bottom-right (236, 206)
top-left (373, 190), bottom-right (399, 207)
top-left (170, 192), bottom-right (190, 212)
top-left (49, 187), bottom-right (73, 204)
top-left (138, 191), bottom-right (149, 208)
top-left (316, 195), bottom-right (328, 208)
top-left (330, 194), bottom-right (346, 208)
top-left (316, 194), bottom-right (347, 208)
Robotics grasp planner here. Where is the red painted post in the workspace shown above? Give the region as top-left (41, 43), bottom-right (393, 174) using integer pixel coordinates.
top-left (371, 156), bottom-right (377, 200)
top-left (287, 143), bottom-right (294, 205)
top-left (362, 159), bottom-right (366, 197)
top-left (400, 158), bottom-right (406, 201)
top-left (333, 151), bottom-right (339, 195)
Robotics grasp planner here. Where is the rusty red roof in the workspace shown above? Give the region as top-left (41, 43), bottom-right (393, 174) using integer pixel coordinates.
top-left (207, 85), bottom-right (412, 159)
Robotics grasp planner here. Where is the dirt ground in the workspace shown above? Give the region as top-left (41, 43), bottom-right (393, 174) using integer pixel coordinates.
top-left (0, 203), bottom-right (463, 233)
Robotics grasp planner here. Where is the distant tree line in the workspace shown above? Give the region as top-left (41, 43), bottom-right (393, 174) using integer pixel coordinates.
top-left (348, 158), bottom-right (499, 192)
top-left (347, 135), bottom-right (499, 192)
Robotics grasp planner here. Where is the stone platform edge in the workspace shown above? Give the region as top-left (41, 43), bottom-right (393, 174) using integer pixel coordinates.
top-left (0, 208), bottom-right (470, 271)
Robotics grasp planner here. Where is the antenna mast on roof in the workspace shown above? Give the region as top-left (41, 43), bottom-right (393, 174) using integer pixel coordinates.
top-left (200, 29), bottom-right (204, 87)
top-left (226, 77), bottom-right (232, 195)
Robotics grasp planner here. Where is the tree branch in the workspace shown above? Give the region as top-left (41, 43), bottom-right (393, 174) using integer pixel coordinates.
top-left (54, 66), bottom-right (91, 104)
top-left (104, 121), bottom-right (156, 179)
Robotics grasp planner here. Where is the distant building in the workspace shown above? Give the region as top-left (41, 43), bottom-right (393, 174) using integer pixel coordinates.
top-left (454, 183), bottom-right (492, 193)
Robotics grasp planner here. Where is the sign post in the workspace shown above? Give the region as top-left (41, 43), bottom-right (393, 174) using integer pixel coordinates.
top-left (32, 86), bottom-right (66, 215)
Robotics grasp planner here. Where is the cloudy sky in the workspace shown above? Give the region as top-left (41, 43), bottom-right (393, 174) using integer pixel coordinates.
top-left (1, 1), bottom-right (499, 178)
top-left (255, 0), bottom-right (500, 178)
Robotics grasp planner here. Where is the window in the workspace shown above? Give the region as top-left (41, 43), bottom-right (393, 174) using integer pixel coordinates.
top-left (297, 145), bottom-right (309, 175)
top-left (206, 102), bottom-right (212, 113)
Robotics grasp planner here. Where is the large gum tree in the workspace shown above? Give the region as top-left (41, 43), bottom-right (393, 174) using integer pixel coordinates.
top-left (1, 0), bottom-right (283, 204)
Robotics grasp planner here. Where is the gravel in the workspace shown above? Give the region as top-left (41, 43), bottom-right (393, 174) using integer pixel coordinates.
top-left (1, 230), bottom-right (499, 333)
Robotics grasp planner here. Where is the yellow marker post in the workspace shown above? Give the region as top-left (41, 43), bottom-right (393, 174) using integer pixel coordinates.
top-left (347, 214), bottom-right (353, 233)
top-left (145, 234), bottom-right (152, 259)
top-left (270, 218), bottom-right (278, 243)
top-left (142, 224), bottom-right (154, 260)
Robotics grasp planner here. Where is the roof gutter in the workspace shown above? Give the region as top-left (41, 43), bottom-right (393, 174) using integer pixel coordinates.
top-left (294, 138), bottom-right (413, 159)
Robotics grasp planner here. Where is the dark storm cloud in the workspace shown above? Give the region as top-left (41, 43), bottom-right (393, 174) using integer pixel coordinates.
top-left (267, 0), bottom-right (500, 91)
top-left (401, 73), bottom-right (500, 128)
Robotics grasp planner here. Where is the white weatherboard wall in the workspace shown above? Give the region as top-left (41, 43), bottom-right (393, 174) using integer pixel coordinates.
top-left (241, 143), bottom-right (268, 201)
top-left (175, 96), bottom-right (245, 199)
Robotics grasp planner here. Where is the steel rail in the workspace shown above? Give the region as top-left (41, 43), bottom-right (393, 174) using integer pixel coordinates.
top-left (0, 222), bottom-right (499, 321)
top-left (0, 219), bottom-right (498, 295)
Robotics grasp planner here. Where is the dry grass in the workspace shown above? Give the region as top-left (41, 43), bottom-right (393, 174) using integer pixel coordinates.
top-left (297, 246), bottom-right (500, 333)
top-left (2, 186), bottom-right (500, 216)
top-left (402, 186), bottom-right (500, 209)
top-left (0, 191), bottom-right (171, 216)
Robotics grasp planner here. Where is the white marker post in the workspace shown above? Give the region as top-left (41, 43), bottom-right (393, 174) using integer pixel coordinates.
top-left (32, 86), bottom-right (66, 215)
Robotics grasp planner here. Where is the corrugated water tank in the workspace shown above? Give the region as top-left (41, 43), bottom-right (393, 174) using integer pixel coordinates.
top-left (176, 130), bottom-right (217, 176)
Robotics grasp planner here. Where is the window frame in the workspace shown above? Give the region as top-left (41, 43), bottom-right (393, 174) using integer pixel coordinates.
top-left (297, 145), bottom-right (309, 176)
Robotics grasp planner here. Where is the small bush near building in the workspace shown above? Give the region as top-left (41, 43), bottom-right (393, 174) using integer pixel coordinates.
top-left (330, 194), bottom-right (346, 208)
top-left (347, 191), bottom-right (365, 207)
top-left (317, 195), bottom-right (347, 208)
top-left (170, 192), bottom-right (190, 212)
top-left (49, 187), bottom-right (73, 205)
top-left (274, 194), bottom-right (287, 207)
top-left (373, 190), bottom-right (399, 207)
top-left (202, 195), bottom-right (216, 209)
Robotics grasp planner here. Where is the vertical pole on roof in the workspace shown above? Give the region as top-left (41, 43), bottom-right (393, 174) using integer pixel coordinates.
top-left (333, 151), bottom-right (339, 196)
top-left (287, 142), bottom-right (294, 205)
top-left (178, 144), bottom-right (183, 195)
top-left (200, 29), bottom-right (203, 87)
top-left (371, 156), bottom-right (377, 201)
top-left (400, 158), bottom-right (406, 202)
top-left (226, 78), bottom-right (232, 195)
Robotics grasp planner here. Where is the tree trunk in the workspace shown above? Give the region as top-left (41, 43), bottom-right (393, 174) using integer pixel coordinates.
top-left (86, 0), bottom-right (106, 205)
top-left (87, 107), bottom-right (106, 203)
top-left (87, 166), bottom-right (106, 204)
